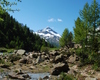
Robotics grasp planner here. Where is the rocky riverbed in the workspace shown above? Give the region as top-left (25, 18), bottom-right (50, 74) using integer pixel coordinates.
top-left (0, 47), bottom-right (100, 80)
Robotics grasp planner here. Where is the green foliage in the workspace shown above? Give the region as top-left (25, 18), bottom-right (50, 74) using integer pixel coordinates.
top-left (0, 58), bottom-right (12, 67)
top-left (59, 28), bottom-right (69, 47)
top-left (14, 70), bottom-right (19, 73)
top-left (8, 54), bottom-right (21, 62)
top-left (0, 69), bottom-right (4, 73)
top-left (74, 0), bottom-right (100, 51)
top-left (0, 48), bottom-right (14, 53)
top-left (49, 47), bottom-right (60, 51)
top-left (75, 48), bottom-right (87, 64)
top-left (0, 59), bottom-right (5, 64)
top-left (74, 0), bottom-right (100, 68)
top-left (73, 17), bottom-right (86, 44)
top-left (0, 0), bottom-right (21, 11)
top-left (0, 11), bottom-right (53, 51)
top-left (40, 46), bottom-right (49, 53)
top-left (92, 63), bottom-right (100, 71)
top-left (59, 28), bottom-right (73, 47)
top-left (0, 0), bottom-right (21, 21)
top-left (75, 47), bottom-right (100, 69)
top-left (75, 48), bottom-right (83, 57)
top-left (59, 72), bottom-right (76, 80)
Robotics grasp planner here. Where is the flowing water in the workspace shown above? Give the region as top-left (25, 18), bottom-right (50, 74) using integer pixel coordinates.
top-left (28, 73), bottom-right (50, 80)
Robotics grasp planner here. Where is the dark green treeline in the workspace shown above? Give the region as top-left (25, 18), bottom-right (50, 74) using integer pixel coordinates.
top-left (0, 12), bottom-right (53, 51)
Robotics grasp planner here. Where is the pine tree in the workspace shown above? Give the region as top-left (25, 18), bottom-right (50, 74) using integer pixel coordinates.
top-left (59, 28), bottom-right (73, 47)
top-left (74, 17), bottom-right (86, 46)
top-left (74, 0), bottom-right (100, 52)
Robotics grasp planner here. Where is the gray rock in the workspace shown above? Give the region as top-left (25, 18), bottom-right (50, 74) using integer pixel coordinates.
top-left (50, 50), bottom-right (59, 56)
top-left (32, 53), bottom-right (38, 58)
top-left (68, 54), bottom-right (79, 63)
top-left (19, 57), bottom-right (28, 64)
top-left (42, 52), bottom-right (46, 55)
top-left (85, 77), bottom-right (97, 80)
top-left (51, 62), bottom-right (69, 75)
top-left (13, 50), bottom-right (17, 54)
top-left (8, 72), bottom-right (18, 79)
top-left (1, 64), bottom-right (10, 68)
top-left (41, 55), bottom-right (45, 61)
top-left (68, 69), bottom-right (77, 76)
top-left (39, 77), bottom-right (43, 80)
top-left (55, 54), bottom-right (63, 63)
top-left (36, 56), bottom-right (42, 64)
top-left (22, 74), bottom-right (31, 79)
top-left (8, 72), bottom-right (30, 80)
top-left (28, 53), bottom-right (33, 58)
top-left (19, 57), bottom-right (32, 64)
top-left (50, 59), bottom-right (54, 63)
top-left (16, 49), bottom-right (26, 55)
top-left (43, 76), bottom-right (49, 79)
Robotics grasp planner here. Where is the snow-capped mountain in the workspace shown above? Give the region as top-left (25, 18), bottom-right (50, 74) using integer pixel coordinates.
top-left (35, 27), bottom-right (61, 46)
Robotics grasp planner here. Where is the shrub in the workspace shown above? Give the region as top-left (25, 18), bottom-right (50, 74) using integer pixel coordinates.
top-left (92, 63), bottom-right (100, 71)
top-left (0, 59), bottom-right (5, 64)
top-left (40, 46), bottom-right (49, 53)
top-left (8, 54), bottom-right (21, 62)
top-left (58, 72), bottom-right (76, 80)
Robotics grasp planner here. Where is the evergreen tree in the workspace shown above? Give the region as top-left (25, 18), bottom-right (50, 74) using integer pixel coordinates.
top-left (89, 0), bottom-right (100, 51)
top-left (59, 28), bottom-right (69, 47)
top-left (0, 11), bottom-right (53, 51)
top-left (74, 0), bottom-right (100, 52)
top-left (59, 28), bottom-right (73, 47)
top-left (74, 17), bottom-right (86, 46)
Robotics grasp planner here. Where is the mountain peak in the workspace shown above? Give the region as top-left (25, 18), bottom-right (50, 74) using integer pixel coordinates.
top-left (35, 27), bottom-right (61, 46)
top-left (43, 27), bottom-right (52, 31)
top-left (45, 26), bottom-right (51, 29)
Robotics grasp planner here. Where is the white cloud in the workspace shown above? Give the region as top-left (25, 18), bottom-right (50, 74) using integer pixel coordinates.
top-left (48, 18), bottom-right (56, 22)
top-left (48, 18), bottom-right (63, 22)
top-left (57, 18), bottom-right (63, 22)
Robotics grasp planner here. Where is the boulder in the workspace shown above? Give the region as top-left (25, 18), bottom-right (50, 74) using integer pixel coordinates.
top-left (19, 57), bottom-right (28, 64)
top-left (68, 69), bottom-right (77, 76)
top-left (43, 76), bottom-right (49, 79)
top-left (85, 77), bottom-right (97, 80)
top-left (13, 50), bottom-right (17, 54)
top-left (16, 49), bottom-right (26, 55)
top-left (32, 53), bottom-right (38, 58)
top-left (41, 55), bottom-right (45, 61)
top-left (8, 72), bottom-right (30, 80)
top-left (51, 62), bottom-right (69, 75)
top-left (22, 74), bottom-right (31, 79)
top-left (36, 56), bottom-right (42, 64)
top-left (8, 72), bottom-right (19, 79)
top-left (39, 77), bottom-right (43, 80)
top-left (17, 69), bottom-right (24, 74)
top-left (19, 57), bottom-right (32, 64)
top-left (1, 64), bottom-right (10, 68)
top-left (50, 59), bottom-right (54, 63)
top-left (49, 50), bottom-right (59, 56)
top-left (41, 52), bottom-right (46, 55)
top-left (55, 54), bottom-right (64, 63)
top-left (28, 53), bottom-right (33, 58)
top-left (45, 55), bottom-right (49, 60)
top-left (68, 54), bottom-right (79, 63)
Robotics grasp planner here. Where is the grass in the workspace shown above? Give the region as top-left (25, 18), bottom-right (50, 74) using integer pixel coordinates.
top-left (0, 47), bottom-right (14, 53)
top-left (0, 69), bottom-right (4, 73)
top-left (58, 72), bottom-right (77, 80)
top-left (49, 47), bottom-right (60, 51)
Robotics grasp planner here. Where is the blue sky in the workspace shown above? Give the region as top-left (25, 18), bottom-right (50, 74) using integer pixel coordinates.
top-left (9, 0), bottom-right (100, 35)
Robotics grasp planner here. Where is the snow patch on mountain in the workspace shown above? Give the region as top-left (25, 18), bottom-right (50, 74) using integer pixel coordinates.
top-left (35, 27), bottom-right (61, 46)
